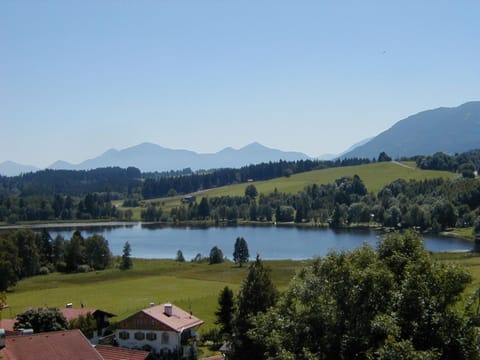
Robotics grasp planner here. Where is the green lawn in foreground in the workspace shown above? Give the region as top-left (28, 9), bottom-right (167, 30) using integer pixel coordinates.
top-left (4, 253), bottom-right (479, 334)
top-left (2, 259), bottom-right (304, 332)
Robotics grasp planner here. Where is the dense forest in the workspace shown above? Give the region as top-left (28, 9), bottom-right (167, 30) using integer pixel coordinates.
top-left (0, 229), bottom-right (112, 291)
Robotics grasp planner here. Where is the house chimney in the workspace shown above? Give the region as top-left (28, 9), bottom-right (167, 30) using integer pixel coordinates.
top-left (164, 303), bottom-right (173, 316)
top-left (0, 328), bottom-right (6, 349)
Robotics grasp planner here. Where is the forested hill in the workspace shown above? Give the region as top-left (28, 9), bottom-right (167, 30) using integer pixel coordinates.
top-left (342, 101), bottom-right (480, 159)
top-left (0, 158), bottom-right (370, 198)
top-left (0, 167), bottom-right (143, 197)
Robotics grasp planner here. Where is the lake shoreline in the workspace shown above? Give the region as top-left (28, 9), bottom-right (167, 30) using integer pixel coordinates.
top-left (0, 220), bottom-right (473, 243)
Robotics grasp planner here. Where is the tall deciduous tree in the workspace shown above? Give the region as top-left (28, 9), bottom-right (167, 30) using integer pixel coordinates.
top-left (120, 241), bottom-right (132, 270)
top-left (64, 232), bottom-right (85, 273)
top-left (209, 246), bottom-right (224, 264)
top-left (0, 236), bottom-right (21, 291)
top-left (233, 237), bottom-right (249, 267)
top-left (84, 235), bottom-right (111, 270)
top-left (250, 231), bottom-right (477, 360)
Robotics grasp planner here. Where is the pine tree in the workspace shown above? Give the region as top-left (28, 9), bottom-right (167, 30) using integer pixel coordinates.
top-left (233, 237), bottom-right (249, 267)
top-left (215, 286), bottom-right (234, 336)
top-left (120, 241), bottom-right (132, 270)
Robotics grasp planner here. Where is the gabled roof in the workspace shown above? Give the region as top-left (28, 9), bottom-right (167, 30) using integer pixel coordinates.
top-left (0, 329), bottom-right (103, 360)
top-left (96, 345), bottom-right (150, 360)
top-left (141, 303), bottom-right (203, 333)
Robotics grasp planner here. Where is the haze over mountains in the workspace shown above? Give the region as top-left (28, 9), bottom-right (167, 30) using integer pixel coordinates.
top-left (1, 101), bottom-right (479, 176)
top-left (47, 142), bottom-right (312, 173)
top-left (341, 101), bottom-right (480, 159)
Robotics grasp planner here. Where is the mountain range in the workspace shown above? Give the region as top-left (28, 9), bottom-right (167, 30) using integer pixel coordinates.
top-left (1, 101), bottom-right (479, 176)
top-left (341, 101), bottom-right (480, 159)
top-left (47, 142), bottom-right (312, 173)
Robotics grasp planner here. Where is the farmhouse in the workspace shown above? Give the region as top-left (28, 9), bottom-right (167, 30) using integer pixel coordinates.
top-left (115, 303), bottom-right (203, 358)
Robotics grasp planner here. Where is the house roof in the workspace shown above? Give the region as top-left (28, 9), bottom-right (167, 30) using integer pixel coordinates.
top-left (141, 303), bottom-right (203, 333)
top-left (95, 345), bottom-right (150, 360)
top-left (60, 308), bottom-right (115, 321)
top-left (60, 308), bottom-right (97, 321)
top-left (0, 319), bottom-right (16, 334)
top-left (0, 329), bottom-right (104, 360)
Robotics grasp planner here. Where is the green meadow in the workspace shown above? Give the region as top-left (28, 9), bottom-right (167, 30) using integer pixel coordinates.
top-left (202, 162), bottom-right (456, 197)
top-left (3, 253), bottom-right (479, 334)
top-left (2, 258), bottom-right (305, 332)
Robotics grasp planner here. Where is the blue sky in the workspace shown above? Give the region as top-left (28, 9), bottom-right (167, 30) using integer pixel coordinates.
top-left (1, 1), bottom-right (479, 167)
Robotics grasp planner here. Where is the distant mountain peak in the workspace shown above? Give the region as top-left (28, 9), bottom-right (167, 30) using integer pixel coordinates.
top-left (46, 142), bottom-right (312, 172)
top-left (341, 101), bottom-right (480, 159)
top-left (0, 161), bottom-right (39, 177)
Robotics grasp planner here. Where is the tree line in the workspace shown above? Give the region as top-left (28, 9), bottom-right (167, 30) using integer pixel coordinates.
top-left (413, 149), bottom-right (480, 176)
top-left (0, 229), bottom-right (112, 291)
top-left (0, 192), bottom-right (123, 224)
top-left (152, 175), bottom-right (480, 234)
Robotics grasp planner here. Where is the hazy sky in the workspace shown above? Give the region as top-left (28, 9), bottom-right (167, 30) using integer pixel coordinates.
top-left (1, 1), bottom-right (479, 167)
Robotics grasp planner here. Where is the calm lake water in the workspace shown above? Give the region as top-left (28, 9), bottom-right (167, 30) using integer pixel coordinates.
top-left (48, 223), bottom-right (473, 260)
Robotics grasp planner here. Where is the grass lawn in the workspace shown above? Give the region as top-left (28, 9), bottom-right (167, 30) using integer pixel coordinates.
top-left (2, 258), bottom-right (304, 333)
top-left (4, 251), bottom-right (479, 333)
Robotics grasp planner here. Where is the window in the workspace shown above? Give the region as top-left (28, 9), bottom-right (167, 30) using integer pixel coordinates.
top-left (134, 331), bottom-right (145, 341)
top-left (119, 331), bottom-right (129, 340)
top-left (161, 332), bottom-right (169, 344)
top-left (146, 332), bottom-right (157, 341)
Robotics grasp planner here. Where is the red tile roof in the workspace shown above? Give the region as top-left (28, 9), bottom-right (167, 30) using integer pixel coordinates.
top-left (60, 307), bottom-right (97, 321)
top-left (141, 303), bottom-right (203, 332)
top-left (96, 345), bottom-right (150, 360)
top-left (0, 329), bottom-right (103, 360)
top-left (0, 319), bottom-right (16, 334)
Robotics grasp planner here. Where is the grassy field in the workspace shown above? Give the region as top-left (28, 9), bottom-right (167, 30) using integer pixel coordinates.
top-left (1, 258), bottom-right (305, 332)
top-left (202, 162), bottom-right (456, 197)
top-left (116, 162), bottom-right (456, 220)
top-left (3, 251), bottom-right (479, 334)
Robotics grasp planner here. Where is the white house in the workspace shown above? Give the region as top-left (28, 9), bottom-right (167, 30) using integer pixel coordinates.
top-left (115, 303), bottom-right (203, 358)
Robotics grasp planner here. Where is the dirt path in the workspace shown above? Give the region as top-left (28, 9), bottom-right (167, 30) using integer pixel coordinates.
top-left (391, 161), bottom-right (416, 170)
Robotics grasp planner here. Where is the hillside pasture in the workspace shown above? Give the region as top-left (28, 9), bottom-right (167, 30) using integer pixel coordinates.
top-left (192, 161), bottom-right (456, 198)
top-left (116, 162), bottom-right (456, 218)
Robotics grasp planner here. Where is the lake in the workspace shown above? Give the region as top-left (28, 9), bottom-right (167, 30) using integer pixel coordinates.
top-left (48, 223), bottom-right (474, 260)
